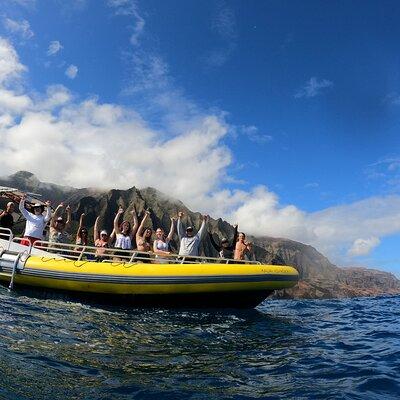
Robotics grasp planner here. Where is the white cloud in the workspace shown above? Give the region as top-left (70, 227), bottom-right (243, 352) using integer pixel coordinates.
top-left (220, 189), bottom-right (400, 262)
top-left (1, 36), bottom-right (400, 267)
top-left (3, 18), bottom-right (34, 40)
top-left (365, 156), bottom-right (400, 191)
top-left (211, 1), bottom-right (237, 40)
top-left (47, 40), bottom-right (63, 56)
top-left (348, 237), bottom-right (381, 257)
top-left (108, 0), bottom-right (145, 46)
top-left (241, 125), bottom-right (273, 144)
top-left (295, 77), bottom-right (333, 98)
top-left (203, 2), bottom-right (237, 68)
top-left (65, 64), bottom-right (78, 79)
top-left (0, 37), bottom-right (26, 85)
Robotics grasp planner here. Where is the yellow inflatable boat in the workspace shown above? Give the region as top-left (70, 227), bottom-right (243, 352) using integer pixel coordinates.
top-left (0, 233), bottom-right (298, 308)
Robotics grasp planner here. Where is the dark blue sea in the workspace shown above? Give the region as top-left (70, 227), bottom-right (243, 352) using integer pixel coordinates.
top-left (0, 289), bottom-right (399, 400)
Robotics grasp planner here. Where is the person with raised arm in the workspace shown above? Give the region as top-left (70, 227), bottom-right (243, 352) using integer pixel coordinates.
top-left (93, 216), bottom-right (111, 261)
top-left (19, 195), bottom-right (51, 246)
top-left (75, 213), bottom-right (89, 246)
top-left (153, 217), bottom-right (176, 260)
top-left (49, 203), bottom-right (71, 244)
top-left (234, 232), bottom-right (253, 261)
top-left (209, 224), bottom-right (238, 259)
top-left (136, 210), bottom-right (153, 261)
top-left (177, 212), bottom-right (208, 258)
top-left (113, 206), bottom-right (139, 256)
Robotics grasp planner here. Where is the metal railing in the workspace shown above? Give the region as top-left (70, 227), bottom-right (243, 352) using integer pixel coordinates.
top-left (0, 227), bottom-right (13, 251)
top-left (31, 240), bottom-right (261, 265)
top-left (0, 228), bottom-right (260, 265)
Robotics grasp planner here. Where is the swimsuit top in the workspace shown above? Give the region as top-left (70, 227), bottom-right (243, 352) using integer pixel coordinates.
top-left (155, 240), bottom-right (169, 251)
top-left (137, 236), bottom-right (151, 251)
top-left (115, 233), bottom-right (132, 250)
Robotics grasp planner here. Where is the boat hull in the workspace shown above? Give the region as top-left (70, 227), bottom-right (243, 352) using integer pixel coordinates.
top-left (0, 256), bottom-right (299, 308)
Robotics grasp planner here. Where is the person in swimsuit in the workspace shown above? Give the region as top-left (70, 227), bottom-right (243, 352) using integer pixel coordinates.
top-left (49, 203), bottom-right (71, 244)
top-left (208, 224), bottom-right (238, 259)
top-left (153, 217), bottom-right (176, 261)
top-left (75, 213), bottom-right (89, 246)
top-left (19, 195), bottom-right (52, 246)
top-left (136, 210), bottom-right (153, 262)
top-left (113, 206), bottom-right (139, 260)
top-left (94, 216), bottom-right (112, 261)
top-left (234, 232), bottom-right (253, 261)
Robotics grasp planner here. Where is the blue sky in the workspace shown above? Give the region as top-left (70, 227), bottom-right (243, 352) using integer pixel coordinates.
top-left (1, 0), bottom-right (400, 274)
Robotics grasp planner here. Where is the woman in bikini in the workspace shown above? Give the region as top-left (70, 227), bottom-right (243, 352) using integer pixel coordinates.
top-left (113, 206), bottom-right (139, 260)
top-left (75, 213), bottom-right (89, 247)
top-left (136, 210), bottom-right (153, 262)
top-left (153, 217), bottom-right (176, 261)
top-left (49, 203), bottom-right (71, 244)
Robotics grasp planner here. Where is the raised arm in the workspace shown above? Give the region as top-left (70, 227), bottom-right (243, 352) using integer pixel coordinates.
top-left (208, 232), bottom-right (221, 252)
top-left (19, 196), bottom-right (34, 222)
top-left (78, 212), bottom-right (85, 230)
top-left (136, 210), bottom-right (150, 240)
top-left (130, 206), bottom-right (139, 239)
top-left (196, 215), bottom-right (208, 240)
top-left (94, 216), bottom-right (100, 242)
top-left (65, 205), bottom-right (72, 230)
top-left (227, 224), bottom-right (238, 251)
top-left (51, 203), bottom-right (64, 228)
top-left (75, 212), bottom-right (84, 240)
top-left (44, 201), bottom-right (52, 223)
top-left (114, 207), bottom-right (124, 235)
top-left (109, 228), bottom-right (116, 244)
top-left (166, 217), bottom-right (176, 242)
top-left (177, 211), bottom-right (184, 240)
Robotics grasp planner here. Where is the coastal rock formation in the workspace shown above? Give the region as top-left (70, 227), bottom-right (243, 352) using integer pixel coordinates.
top-left (1, 171), bottom-right (400, 299)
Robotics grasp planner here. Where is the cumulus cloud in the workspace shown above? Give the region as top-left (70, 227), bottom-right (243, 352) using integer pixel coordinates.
top-left (47, 40), bottom-right (63, 56)
top-left (1, 37), bottom-right (400, 265)
top-left (348, 237), bottom-right (381, 257)
top-left (0, 37), bottom-right (27, 84)
top-left (3, 18), bottom-right (34, 40)
top-left (220, 189), bottom-right (400, 262)
top-left (295, 77), bottom-right (333, 98)
top-left (65, 64), bottom-right (78, 79)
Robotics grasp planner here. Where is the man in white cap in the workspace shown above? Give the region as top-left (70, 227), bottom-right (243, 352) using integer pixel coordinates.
top-left (177, 211), bottom-right (208, 257)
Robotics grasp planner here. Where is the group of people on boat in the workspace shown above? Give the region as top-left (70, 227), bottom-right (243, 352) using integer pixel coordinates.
top-left (0, 196), bottom-right (254, 262)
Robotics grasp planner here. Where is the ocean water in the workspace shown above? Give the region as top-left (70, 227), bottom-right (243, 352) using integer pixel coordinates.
top-left (0, 289), bottom-right (399, 400)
